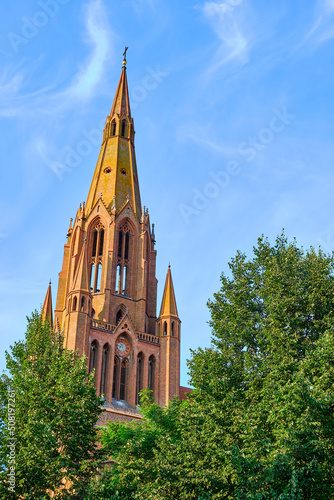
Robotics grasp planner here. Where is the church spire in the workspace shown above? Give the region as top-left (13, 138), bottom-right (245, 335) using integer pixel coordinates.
top-left (85, 49), bottom-right (141, 219)
top-left (159, 266), bottom-right (179, 318)
top-left (109, 47), bottom-right (131, 119)
top-left (41, 281), bottom-right (53, 327)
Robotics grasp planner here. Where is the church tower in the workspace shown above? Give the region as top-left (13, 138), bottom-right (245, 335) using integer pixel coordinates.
top-left (52, 54), bottom-right (181, 420)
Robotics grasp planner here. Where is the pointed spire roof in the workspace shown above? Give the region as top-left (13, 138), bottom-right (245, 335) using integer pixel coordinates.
top-left (85, 50), bottom-right (142, 219)
top-left (110, 63), bottom-right (131, 119)
top-left (72, 238), bottom-right (90, 292)
top-left (159, 266), bottom-right (179, 318)
top-left (42, 281), bottom-right (53, 327)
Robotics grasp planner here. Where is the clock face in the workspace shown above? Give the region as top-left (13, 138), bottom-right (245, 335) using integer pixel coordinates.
top-left (115, 336), bottom-right (130, 357)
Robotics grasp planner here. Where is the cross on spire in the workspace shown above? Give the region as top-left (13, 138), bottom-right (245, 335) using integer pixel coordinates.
top-left (122, 46), bottom-right (128, 67)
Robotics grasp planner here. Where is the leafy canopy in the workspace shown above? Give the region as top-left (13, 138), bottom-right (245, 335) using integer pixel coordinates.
top-left (91, 234), bottom-right (334, 499)
top-left (0, 311), bottom-right (104, 500)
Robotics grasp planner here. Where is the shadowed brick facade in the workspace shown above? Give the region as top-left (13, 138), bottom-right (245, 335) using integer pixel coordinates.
top-left (42, 58), bottom-right (185, 422)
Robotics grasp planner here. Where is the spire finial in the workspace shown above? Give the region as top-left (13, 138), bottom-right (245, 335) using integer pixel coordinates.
top-left (168, 262), bottom-right (171, 269)
top-left (122, 46), bottom-right (128, 67)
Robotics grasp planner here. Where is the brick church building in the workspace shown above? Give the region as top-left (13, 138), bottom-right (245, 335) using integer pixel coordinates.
top-left (42, 54), bottom-right (190, 423)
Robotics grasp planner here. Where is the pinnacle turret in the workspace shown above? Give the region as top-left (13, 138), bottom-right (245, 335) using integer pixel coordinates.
top-left (41, 281), bottom-right (53, 327)
top-left (159, 266), bottom-right (179, 318)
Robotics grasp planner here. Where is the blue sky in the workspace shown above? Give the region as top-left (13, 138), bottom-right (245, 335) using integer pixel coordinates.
top-left (1, 0), bottom-right (334, 386)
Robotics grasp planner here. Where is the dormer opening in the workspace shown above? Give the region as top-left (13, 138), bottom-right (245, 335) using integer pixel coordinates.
top-left (121, 120), bottom-right (126, 137)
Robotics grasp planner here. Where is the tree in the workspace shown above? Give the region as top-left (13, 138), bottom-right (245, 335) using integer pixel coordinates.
top-left (88, 233), bottom-right (334, 499)
top-left (0, 311), bottom-right (104, 499)
top-left (187, 233), bottom-right (334, 498)
top-left (87, 389), bottom-right (183, 500)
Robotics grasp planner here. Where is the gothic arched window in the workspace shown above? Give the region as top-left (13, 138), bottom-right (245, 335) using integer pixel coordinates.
top-left (136, 352), bottom-right (144, 405)
top-left (112, 356), bottom-right (119, 399)
top-left (148, 355), bottom-right (156, 397)
top-left (171, 321), bottom-right (175, 336)
top-left (120, 360), bottom-right (128, 400)
top-left (121, 120), bottom-right (126, 137)
top-left (163, 321), bottom-right (167, 336)
top-left (116, 223), bottom-right (131, 296)
top-left (112, 356), bottom-right (129, 401)
top-left (90, 222), bottom-right (105, 293)
top-left (89, 340), bottom-right (98, 374)
top-left (81, 296), bottom-right (85, 312)
top-left (100, 344), bottom-right (109, 397)
top-left (73, 296), bottom-right (77, 311)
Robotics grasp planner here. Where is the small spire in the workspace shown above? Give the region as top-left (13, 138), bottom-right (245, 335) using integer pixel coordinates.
top-left (109, 56), bottom-right (132, 118)
top-left (41, 282), bottom-right (53, 327)
top-left (159, 266), bottom-right (178, 318)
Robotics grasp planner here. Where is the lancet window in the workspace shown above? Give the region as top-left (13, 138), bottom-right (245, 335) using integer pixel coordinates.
top-left (112, 356), bottom-right (128, 401)
top-left (89, 340), bottom-right (98, 374)
top-left (90, 222), bottom-right (105, 293)
top-left (100, 344), bottom-right (109, 397)
top-left (148, 355), bottom-right (156, 396)
top-left (115, 223), bottom-right (130, 296)
top-left (136, 352), bottom-right (144, 405)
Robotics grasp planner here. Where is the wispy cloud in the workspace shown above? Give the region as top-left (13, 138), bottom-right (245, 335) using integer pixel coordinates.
top-left (301, 0), bottom-right (334, 48)
top-left (178, 121), bottom-right (236, 156)
top-left (0, 0), bottom-right (113, 119)
top-left (64, 0), bottom-right (113, 100)
top-left (200, 0), bottom-right (252, 77)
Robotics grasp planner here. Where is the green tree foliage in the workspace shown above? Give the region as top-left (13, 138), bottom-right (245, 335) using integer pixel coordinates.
top-left (187, 233), bottom-right (334, 498)
top-left (92, 234), bottom-right (334, 499)
top-left (87, 389), bottom-right (183, 499)
top-left (0, 311), bottom-right (104, 499)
